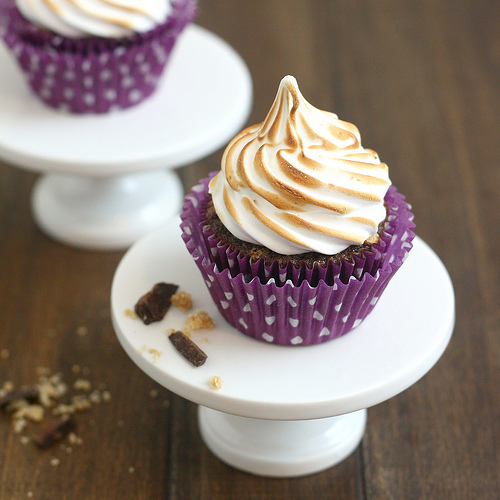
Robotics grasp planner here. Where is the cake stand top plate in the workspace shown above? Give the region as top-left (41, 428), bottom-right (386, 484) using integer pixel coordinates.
top-left (111, 219), bottom-right (454, 421)
top-left (0, 25), bottom-right (252, 176)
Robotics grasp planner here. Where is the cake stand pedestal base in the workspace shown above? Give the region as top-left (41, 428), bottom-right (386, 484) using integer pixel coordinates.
top-left (198, 406), bottom-right (367, 477)
top-left (32, 170), bottom-right (183, 250)
top-left (0, 25), bottom-right (252, 250)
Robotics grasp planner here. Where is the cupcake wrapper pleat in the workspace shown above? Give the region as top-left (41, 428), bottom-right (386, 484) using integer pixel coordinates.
top-left (181, 174), bottom-right (415, 345)
top-left (0, 0), bottom-right (197, 113)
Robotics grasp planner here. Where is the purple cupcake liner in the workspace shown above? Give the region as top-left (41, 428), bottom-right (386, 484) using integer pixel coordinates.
top-left (0, 0), bottom-right (197, 113)
top-left (180, 175), bottom-right (415, 345)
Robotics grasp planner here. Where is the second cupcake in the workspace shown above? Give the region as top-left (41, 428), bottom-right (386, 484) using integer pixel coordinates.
top-left (0, 0), bottom-right (197, 113)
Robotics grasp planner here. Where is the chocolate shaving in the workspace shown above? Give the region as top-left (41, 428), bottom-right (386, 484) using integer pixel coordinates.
top-left (135, 283), bottom-right (179, 325)
top-left (169, 331), bottom-right (207, 367)
top-left (0, 387), bottom-right (39, 408)
top-left (32, 416), bottom-right (76, 449)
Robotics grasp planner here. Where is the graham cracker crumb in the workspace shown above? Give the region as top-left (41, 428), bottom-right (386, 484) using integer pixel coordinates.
top-left (68, 432), bottom-right (83, 446)
top-left (208, 376), bottom-right (223, 389)
top-left (128, 466), bottom-right (135, 474)
top-left (102, 391), bottom-right (111, 403)
top-left (147, 348), bottom-right (162, 363)
top-left (37, 374), bottom-right (68, 408)
top-left (13, 417), bottom-right (27, 434)
top-left (71, 395), bottom-right (91, 412)
top-left (170, 291), bottom-right (193, 312)
top-left (50, 457), bottom-right (60, 467)
top-left (51, 398), bottom-right (89, 417)
top-left (4, 381), bottom-right (14, 392)
top-left (149, 389), bottom-right (158, 399)
top-left (185, 310), bottom-right (214, 331)
top-left (52, 404), bottom-right (76, 417)
top-left (1, 349), bottom-right (10, 360)
top-left (7, 399), bottom-right (27, 413)
top-left (89, 390), bottom-right (101, 404)
top-left (71, 365), bottom-right (81, 375)
top-left (13, 404), bottom-right (44, 423)
top-left (76, 326), bottom-right (88, 337)
top-left (27, 491), bottom-right (33, 498)
top-left (73, 379), bottom-right (91, 392)
top-left (124, 308), bottom-right (138, 320)
top-left (20, 435), bottom-right (30, 445)
top-left (137, 345), bottom-right (147, 355)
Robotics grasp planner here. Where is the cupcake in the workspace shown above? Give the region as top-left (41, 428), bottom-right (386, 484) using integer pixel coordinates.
top-left (0, 0), bottom-right (197, 113)
top-left (181, 76), bottom-right (415, 345)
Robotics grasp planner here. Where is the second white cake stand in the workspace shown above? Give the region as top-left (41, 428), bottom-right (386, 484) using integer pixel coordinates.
top-left (111, 219), bottom-right (455, 477)
top-left (0, 25), bottom-right (252, 250)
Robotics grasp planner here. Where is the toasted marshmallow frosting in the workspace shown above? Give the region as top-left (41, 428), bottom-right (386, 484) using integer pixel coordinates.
top-left (16, 0), bottom-right (172, 38)
top-left (209, 76), bottom-right (392, 256)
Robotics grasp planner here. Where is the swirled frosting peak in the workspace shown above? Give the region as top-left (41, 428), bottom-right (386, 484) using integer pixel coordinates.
top-left (16, 0), bottom-right (173, 38)
top-left (209, 76), bottom-right (392, 256)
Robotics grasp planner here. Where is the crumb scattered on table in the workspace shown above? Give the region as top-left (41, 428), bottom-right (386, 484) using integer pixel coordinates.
top-left (68, 432), bottom-right (83, 446)
top-left (73, 379), bottom-right (91, 392)
top-left (76, 326), bottom-right (88, 337)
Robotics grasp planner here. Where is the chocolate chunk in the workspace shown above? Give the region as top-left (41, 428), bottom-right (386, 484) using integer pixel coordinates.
top-left (0, 387), bottom-right (39, 408)
top-left (135, 283), bottom-right (179, 325)
top-left (169, 331), bottom-right (207, 367)
top-left (32, 416), bottom-right (76, 449)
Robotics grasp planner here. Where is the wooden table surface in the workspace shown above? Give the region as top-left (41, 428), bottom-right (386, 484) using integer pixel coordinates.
top-left (1, 1), bottom-right (498, 498)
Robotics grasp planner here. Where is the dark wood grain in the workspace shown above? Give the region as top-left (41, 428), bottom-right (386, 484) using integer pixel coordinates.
top-left (0, 0), bottom-right (498, 498)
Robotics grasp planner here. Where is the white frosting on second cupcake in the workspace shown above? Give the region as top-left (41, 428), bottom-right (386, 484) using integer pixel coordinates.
top-left (16, 0), bottom-right (173, 38)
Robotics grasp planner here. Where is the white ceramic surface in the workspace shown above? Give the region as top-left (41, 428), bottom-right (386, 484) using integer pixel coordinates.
top-left (198, 407), bottom-right (367, 477)
top-left (31, 170), bottom-right (183, 250)
top-left (111, 219), bottom-right (455, 420)
top-left (111, 218), bottom-right (454, 476)
top-left (0, 24), bottom-right (253, 175)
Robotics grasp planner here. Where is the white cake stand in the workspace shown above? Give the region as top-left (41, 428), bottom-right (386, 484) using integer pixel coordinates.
top-left (110, 219), bottom-right (455, 477)
top-left (0, 25), bottom-right (252, 250)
